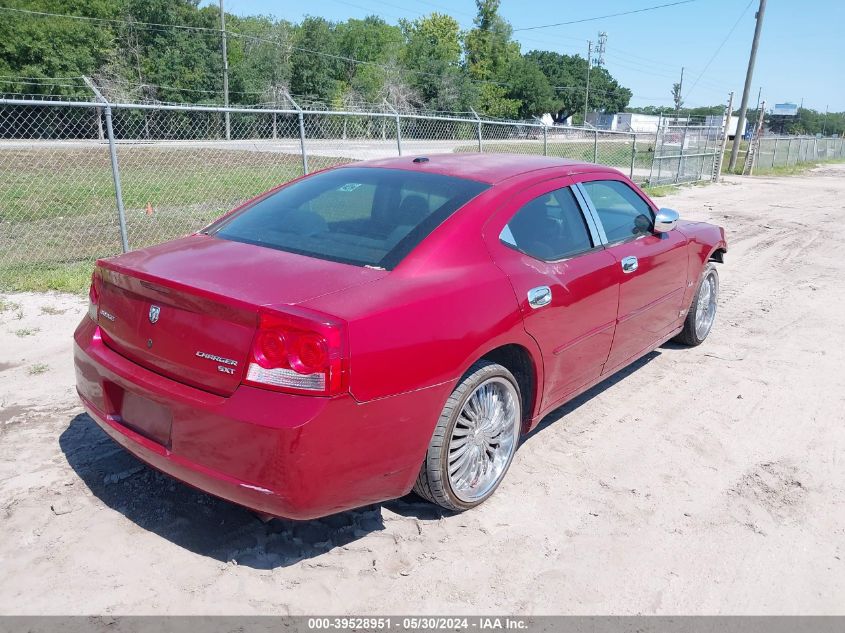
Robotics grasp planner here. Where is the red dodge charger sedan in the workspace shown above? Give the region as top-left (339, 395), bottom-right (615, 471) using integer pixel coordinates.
top-left (74, 154), bottom-right (727, 519)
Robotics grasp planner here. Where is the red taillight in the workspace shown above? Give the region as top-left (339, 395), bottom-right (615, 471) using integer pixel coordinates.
top-left (87, 270), bottom-right (100, 322)
top-left (254, 330), bottom-right (287, 367)
top-left (243, 308), bottom-right (348, 396)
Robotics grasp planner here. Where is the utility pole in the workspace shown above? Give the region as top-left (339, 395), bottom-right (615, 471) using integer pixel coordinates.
top-left (729, 0), bottom-right (767, 171)
top-left (594, 32), bottom-right (607, 67)
top-left (675, 66), bottom-right (684, 121)
top-left (219, 0), bottom-right (230, 140)
top-left (583, 40), bottom-right (592, 126)
top-left (751, 86), bottom-right (762, 130)
top-left (714, 91), bottom-right (734, 183)
top-left (822, 105), bottom-right (828, 135)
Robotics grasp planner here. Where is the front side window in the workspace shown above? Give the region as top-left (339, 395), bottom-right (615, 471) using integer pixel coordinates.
top-left (211, 167), bottom-right (489, 269)
top-left (500, 187), bottom-right (593, 261)
top-left (581, 179), bottom-right (654, 243)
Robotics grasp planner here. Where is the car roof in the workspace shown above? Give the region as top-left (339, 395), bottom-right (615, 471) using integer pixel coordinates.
top-left (341, 153), bottom-right (620, 184)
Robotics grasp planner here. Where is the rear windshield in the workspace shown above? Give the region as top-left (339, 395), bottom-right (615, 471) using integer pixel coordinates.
top-left (211, 167), bottom-right (489, 269)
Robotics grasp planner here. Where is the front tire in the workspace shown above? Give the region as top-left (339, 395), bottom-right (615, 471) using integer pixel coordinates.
top-left (413, 361), bottom-right (522, 512)
top-left (674, 263), bottom-right (719, 346)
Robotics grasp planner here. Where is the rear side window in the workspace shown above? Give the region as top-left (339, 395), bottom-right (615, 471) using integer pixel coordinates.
top-left (581, 180), bottom-right (654, 243)
top-left (500, 187), bottom-right (593, 261)
top-left (212, 167), bottom-right (489, 269)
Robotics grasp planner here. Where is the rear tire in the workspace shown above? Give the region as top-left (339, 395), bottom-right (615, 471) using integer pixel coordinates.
top-left (674, 263), bottom-right (719, 346)
top-left (413, 361), bottom-right (522, 512)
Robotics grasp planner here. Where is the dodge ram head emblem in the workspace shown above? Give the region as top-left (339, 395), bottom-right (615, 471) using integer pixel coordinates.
top-left (148, 305), bottom-right (161, 324)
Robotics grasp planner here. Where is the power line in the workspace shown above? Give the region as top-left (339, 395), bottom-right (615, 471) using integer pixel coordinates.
top-left (684, 0), bottom-right (754, 101)
top-left (0, 6), bottom-right (219, 33)
top-left (0, 7), bottom-right (510, 93)
top-left (0, 4), bottom-right (662, 107)
top-left (0, 2), bottom-right (733, 98)
top-left (513, 0), bottom-right (697, 32)
top-left (0, 78), bottom-right (83, 88)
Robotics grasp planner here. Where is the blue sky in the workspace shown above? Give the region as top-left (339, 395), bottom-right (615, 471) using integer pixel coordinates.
top-left (209, 0), bottom-right (844, 111)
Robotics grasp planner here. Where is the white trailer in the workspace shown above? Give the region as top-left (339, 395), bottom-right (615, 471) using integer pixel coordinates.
top-left (705, 114), bottom-right (740, 138)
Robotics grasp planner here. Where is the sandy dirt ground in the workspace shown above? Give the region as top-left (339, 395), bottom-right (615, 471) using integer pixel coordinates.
top-left (1, 165), bottom-right (844, 615)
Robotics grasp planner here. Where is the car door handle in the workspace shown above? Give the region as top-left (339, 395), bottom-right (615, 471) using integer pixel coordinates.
top-left (528, 286), bottom-right (552, 309)
top-left (621, 256), bottom-right (639, 274)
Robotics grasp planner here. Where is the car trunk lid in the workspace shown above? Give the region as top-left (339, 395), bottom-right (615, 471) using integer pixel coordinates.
top-left (95, 234), bottom-right (386, 396)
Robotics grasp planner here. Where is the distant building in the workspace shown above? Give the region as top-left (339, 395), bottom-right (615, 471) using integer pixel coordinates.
top-left (615, 113), bottom-right (662, 133)
top-left (705, 114), bottom-right (740, 138)
top-left (586, 112), bottom-right (662, 133)
top-left (586, 112), bottom-right (616, 130)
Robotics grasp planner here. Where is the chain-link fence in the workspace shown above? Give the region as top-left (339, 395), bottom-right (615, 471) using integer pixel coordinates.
top-left (754, 135), bottom-right (845, 171)
top-left (0, 98), bottom-right (726, 290)
top-left (649, 124), bottom-right (723, 185)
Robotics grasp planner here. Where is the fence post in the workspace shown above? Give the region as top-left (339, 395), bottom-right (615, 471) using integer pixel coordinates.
top-left (383, 100), bottom-right (402, 155)
top-left (698, 130), bottom-right (708, 181)
top-left (272, 113), bottom-right (277, 140)
top-left (381, 103), bottom-right (386, 141)
top-left (284, 91), bottom-right (308, 175)
top-left (470, 107), bottom-right (482, 152)
top-left (787, 137), bottom-right (794, 165)
top-left (773, 137), bottom-right (779, 167)
top-left (629, 134), bottom-right (637, 179)
top-left (543, 125), bottom-right (548, 156)
top-left (297, 112), bottom-right (309, 174)
top-left (677, 126), bottom-right (688, 183)
top-left (104, 107), bottom-right (130, 253)
top-left (593, 129), bottom-right (598, 163)
top-left (95, 106), bottom-right (104, 141)
top-left (83, 77), bottom-right (129, 253)
top-left (648, 113), bottom-right (662, 184)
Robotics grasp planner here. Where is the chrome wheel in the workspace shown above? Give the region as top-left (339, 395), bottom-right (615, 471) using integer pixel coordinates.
top-left (694, 272), bottom-right (718, 340)
top-left (447, 377), bottom-right (520, 503)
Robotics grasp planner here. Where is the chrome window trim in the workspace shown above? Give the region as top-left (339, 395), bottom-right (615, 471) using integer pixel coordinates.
top-left (576, 180), bottom-right (659, 246)
top-left (573, 182), bottom-right (608, 246)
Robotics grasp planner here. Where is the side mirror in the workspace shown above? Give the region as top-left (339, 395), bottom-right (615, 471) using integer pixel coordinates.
top-left (654, 208), bottom-right (679, 233)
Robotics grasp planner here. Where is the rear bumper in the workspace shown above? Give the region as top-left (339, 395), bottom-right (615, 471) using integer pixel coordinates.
top-left (73, 318), bottom-right (448, 520)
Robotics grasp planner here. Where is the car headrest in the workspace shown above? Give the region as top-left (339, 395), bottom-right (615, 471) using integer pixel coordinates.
top-left (393, 194), bottom-right (429, 226)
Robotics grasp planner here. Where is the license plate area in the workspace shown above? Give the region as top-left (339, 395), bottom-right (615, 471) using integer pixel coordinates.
top-left (104, 383), bottom-right (173, 448)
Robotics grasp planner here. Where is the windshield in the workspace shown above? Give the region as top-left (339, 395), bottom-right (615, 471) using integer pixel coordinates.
top-left (211, 167), bottom-right (489, 269)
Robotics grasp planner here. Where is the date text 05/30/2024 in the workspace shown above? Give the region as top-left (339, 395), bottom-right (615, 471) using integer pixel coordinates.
top-left (307, 617), bottom-right (530, 630)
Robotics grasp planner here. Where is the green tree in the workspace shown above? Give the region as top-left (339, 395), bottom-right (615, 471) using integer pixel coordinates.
top-left (525, 51), bottom-right (631, 122)
top-left (780, 107), bottom-right (844, 136)
top-left (523, 50), bottom-right (582, 121)
top-left (671, 82), bottom-right (683, 113)
top-left (400, 13), bottom-right (467, 112)
top-left (0, 0), bottom-right (636, 120)
top-left (290, 16), bottom-right (340, 103)
top-left (335, 16), bottom-right (402, 105)
top-left (0, 0), bottom-right (119, 98)
top-left (464, 0), bottom-right (522, 118)
top-left (586, 66), bottom-right (632, 117)
top-left (504, 56), bottom-right (554, 119)
top-left (227, 15), bottom-right (294, 105)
